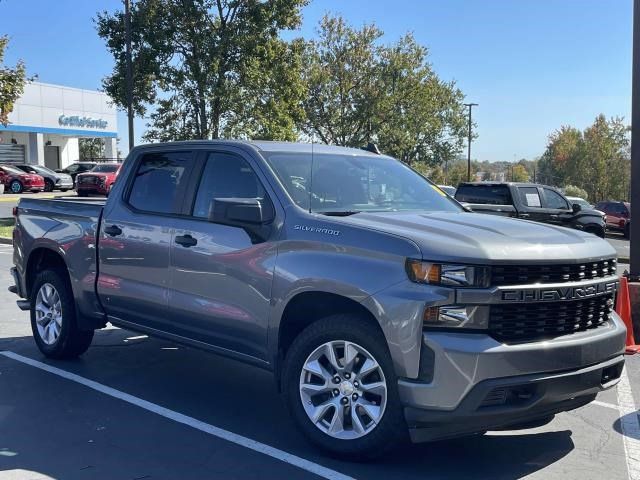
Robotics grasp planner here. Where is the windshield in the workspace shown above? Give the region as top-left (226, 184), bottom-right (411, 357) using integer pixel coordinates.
top-left (91, 164), bottom-right (119, 173)
top-left (29, 165), bottom-right (55, 175)
top-left (264, 152), bottom-right (461, 214)
top-left (1, 165), bottom-right (25, 175)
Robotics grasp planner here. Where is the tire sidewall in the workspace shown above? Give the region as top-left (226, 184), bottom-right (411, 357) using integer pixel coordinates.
top-left (30, 269), bottom-right (78, 357)
top-left (282, 315), bottom-right (406, 458)
top-left (44, 179), bottom-right (54, 192)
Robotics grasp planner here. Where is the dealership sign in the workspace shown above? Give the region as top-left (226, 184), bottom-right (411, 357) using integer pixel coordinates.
top-left (58, 115), bottom-right (108, 129)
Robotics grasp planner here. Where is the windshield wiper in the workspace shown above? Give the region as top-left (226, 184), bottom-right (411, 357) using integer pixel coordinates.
top-left (317, 210), bottom-right (362, 217)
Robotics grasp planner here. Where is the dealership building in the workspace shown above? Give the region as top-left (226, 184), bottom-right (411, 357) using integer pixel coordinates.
top-left (0, 82), bottom-right (118, 170)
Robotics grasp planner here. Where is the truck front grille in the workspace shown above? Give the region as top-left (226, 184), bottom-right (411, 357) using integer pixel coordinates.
top-left (489, 294), bottom-right (614, 343)
top-left (491, 259), bottom-right (616, 286)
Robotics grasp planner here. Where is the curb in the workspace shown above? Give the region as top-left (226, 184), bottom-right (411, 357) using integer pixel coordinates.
top-left (0, 237), bottom-right (12, 245)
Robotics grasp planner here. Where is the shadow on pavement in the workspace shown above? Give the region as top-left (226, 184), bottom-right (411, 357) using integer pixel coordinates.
top-left (0, 330), bottom-right (576, 480)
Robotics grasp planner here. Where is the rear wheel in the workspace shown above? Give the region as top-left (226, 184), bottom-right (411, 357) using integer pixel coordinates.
top-left (10, 180), bottom-right (23, 194)
top-left (282, 315), bottom-right (407, 460)
top-left (77, 190), bottom-right (88, 197)
top-left (30, 269), bottom-right (93, 359)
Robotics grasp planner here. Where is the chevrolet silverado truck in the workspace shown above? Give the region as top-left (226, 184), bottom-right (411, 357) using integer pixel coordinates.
top-left (10, 141), bottom-right (626, 459)
top-left (455, 182), bottom-right (607, 237)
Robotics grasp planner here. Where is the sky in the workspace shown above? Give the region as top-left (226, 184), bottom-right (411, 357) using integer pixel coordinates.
top-left (0, 0), bottom-right (633, 162)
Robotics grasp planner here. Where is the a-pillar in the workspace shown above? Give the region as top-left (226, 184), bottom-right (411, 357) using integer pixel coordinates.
top-left (28, 132), bottom-right (44, 165)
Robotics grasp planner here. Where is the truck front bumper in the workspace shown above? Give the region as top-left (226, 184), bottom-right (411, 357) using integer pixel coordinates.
top-left (398, 314), bottom-right (627, 442)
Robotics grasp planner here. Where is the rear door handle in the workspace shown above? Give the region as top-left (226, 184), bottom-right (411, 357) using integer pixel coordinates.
top-left (104, 225), bottom-right (122, 236)
top-left (175, 234), bottom-right (198, 248)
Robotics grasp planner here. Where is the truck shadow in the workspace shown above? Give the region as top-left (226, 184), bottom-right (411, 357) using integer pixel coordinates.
top-left (0, 328), bottom-right (578, 480)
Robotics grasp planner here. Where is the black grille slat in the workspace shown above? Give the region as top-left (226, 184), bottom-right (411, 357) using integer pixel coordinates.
top-left (491, 260), bottom-right (616, 286)
top-left (489, 294), bottom-right (614, 343)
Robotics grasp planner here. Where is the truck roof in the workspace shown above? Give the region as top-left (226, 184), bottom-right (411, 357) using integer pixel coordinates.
top-left (130, 140), bottom-right (387, 158)
top-left (458, 181), bottom-right (558, 189)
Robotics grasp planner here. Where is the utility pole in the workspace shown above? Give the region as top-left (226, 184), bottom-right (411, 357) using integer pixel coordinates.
top-left (464, 103), bottom-right (478, 181)
top-left (124, 0), bottom-right (134, 151)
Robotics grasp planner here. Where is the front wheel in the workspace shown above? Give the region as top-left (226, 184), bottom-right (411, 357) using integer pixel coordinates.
top-left (282, 315), bottom-right (407, 460)
top-left (44, 179), bottom-right (54, 192)
top-left (30, 269), bottom-right (93, 359)
top-left (10, 180), bottom-right (23, 194)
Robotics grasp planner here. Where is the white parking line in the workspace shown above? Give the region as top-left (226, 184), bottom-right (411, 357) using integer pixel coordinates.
top-left (592, 399), bottom-right (624, 412)
top-left (617, 366), bottom-right (640, 480)
top-left (0, 351), bottom-right (355, 480)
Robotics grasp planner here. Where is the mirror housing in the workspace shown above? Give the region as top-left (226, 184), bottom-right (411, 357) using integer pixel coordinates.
top-left (208, 198), bottom-right (274, 243)
top-left (572, 203), bottom-right (582, 213)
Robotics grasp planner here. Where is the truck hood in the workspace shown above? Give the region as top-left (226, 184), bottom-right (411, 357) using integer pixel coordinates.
top-left (341, 211), bottom-right (616, 263)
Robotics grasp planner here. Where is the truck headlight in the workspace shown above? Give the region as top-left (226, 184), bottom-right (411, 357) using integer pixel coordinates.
top-left (406, 260), bottom-right (490, 288)
top-left (423, 305), bottom-right (489, 329)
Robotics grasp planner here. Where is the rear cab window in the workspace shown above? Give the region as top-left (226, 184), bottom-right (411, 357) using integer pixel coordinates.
top-left (455, 184), bottom-right (513, 205)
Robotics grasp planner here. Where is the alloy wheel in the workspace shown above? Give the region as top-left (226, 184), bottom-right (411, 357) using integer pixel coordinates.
top-left (35, 283), bottom-right (63, 345)
top-left (299, 340), bottom-right (387, 440)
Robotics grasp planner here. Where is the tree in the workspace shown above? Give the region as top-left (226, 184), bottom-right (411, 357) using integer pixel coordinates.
top-left (564, 185), bottom-right (588, 200)
top-left (96, 0), bottom-right (308, 141)
top-left (302, 15), bottom-right (468, 167)
top-left (0, 35), bottom-right (27, 126)
top-left (79, 138), bottom-right (105, 159)
top-left (510, 164), bottom-right (529, 182)
top-left (539, 115), bottom-right (630, 201)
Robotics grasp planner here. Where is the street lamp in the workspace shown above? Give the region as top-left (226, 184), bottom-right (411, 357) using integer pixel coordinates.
top-left (464, 103), bottom-right (478, 181)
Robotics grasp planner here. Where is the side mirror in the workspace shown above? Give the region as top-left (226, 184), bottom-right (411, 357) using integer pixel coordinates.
top-left (459, 202), bottom-right (473, 212)
top-left (208, 198), bottom-right (275, 242)
top-left (572, 203), bottom-right (582, 213)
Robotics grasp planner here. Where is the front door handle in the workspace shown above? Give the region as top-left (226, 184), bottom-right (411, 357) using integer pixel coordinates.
top-left (175, 234), bottom-right (198, 248)
top-left (104, 225), bottom-right (122, 236)
top-left (519, 213), bottom-right (530, 218)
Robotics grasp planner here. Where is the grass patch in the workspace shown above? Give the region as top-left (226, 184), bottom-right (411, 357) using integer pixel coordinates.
top-left (0, 218), bottom-right (14, 239)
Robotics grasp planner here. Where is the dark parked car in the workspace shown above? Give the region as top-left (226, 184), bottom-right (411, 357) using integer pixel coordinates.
top-left (76, 163), bottom-right (121, 197)
top-left (455, 182), bottom-right (606, 237)
top-left (595, 200), bottom-right (631, 238)
top-left (56, 162), bottom-right (97, 185)
top-left (0, 164), bottom-right (45, 193)
top-left (13, 164), bottom-right (73, 192)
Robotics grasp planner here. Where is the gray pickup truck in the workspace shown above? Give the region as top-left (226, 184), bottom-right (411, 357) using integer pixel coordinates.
top-left (9, 141), bottom-right (626, 459)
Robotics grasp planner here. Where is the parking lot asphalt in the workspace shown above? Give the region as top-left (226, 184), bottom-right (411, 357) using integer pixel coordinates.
top-left (0, 246), bottom-right (639, 479)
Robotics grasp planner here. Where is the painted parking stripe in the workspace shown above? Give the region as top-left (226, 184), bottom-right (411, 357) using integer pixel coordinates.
top-left (591, 399), bottom-right (624, 412)
top-left (617, 366), bottom-right (640, 480)
top-left (0, 351), bottom-right (355, 480)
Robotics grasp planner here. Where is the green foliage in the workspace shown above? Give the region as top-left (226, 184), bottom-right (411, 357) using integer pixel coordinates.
top-left (301, 14), bottom-right (468, 166)
top-left (96, 0), bottom-right (309, 141)
top-left (563, 185), bottom-right (588, 200)
top-left (79, 138), bottom-right (105, 159)
top-left (539, 115), bottom-right (630, 202)
top-left (0, 36), bottom-right (27, 126)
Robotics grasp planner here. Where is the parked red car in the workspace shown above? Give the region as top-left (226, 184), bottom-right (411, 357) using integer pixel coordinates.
top-left (595, 200), bottom-right (631, 238)
top-left (76, 163), bottom-right (121, 197)
top-left (0, 165), bottom-right (45, 193)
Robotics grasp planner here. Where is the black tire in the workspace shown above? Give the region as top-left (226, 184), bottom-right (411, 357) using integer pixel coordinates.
top-left (625, 223), bottom-right (630, 239)
top-left (9, 180), bottom-right (23, 194)
top-left (30, 269), bottom-right (93, 359)
top-left (44, 179), bottom-right (54, 192)
top-left (584, 225), bottom-right (605, 238)
top-left (282, 315), bottom-right (407, 460)
top-left (77, 190), bottom-right (88, 197)
top-left (60, 188), bottom-right (69, 193)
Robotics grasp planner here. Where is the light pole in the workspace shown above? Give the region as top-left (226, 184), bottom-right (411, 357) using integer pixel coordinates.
top-left (464, 103), bottom-right (478, 181)
top-left (124, 0), bottom-right (134, 151)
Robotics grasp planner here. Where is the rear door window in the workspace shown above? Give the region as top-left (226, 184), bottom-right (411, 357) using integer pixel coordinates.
top-left (455, 185), bottom-right (512, 205)
top-left (518, 187), bottom-right (542, 208)
top-left (128, 151), bottom-right (195, 215)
